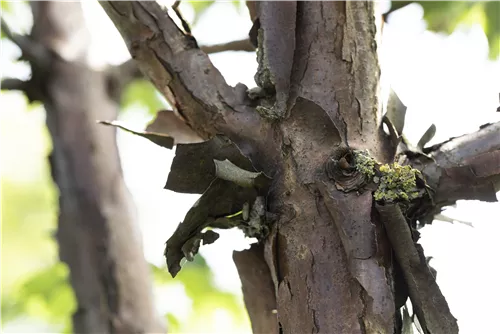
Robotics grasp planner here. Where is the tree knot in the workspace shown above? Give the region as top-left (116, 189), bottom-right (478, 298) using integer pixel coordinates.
top-left (324, 148), bottom-right (373, 192)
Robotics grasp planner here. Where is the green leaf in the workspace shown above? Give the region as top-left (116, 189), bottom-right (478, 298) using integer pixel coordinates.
top-left (166, 313), bottom-right (182, 333)
top-left (1, 0), bottom-right (13, 14)
top-left (2, 263), bottom-right (75, 328)
top-left (388, 2), bottom-right (500, 59)
top-left (416, 1), bottom-right (500, 59)
top-left (484, 1), bottom-right (500, 59)
top-left (121, 79), bottom-right (166, 115)
top-left (152, 256), bottom-right (249, 330)
top-left (188, 1), bottom-right (215, 26)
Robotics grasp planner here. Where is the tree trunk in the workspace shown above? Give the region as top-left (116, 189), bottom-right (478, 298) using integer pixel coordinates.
top-left (260, 3), bottom-right (399, 332)
top-left (3, 2), bottom-right (164, 333)
top-left (101, 1), bottom-right (499, 333)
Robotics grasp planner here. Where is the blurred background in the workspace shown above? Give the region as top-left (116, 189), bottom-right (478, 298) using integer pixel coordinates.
top-left (1, 1), bottom-right (499, 333)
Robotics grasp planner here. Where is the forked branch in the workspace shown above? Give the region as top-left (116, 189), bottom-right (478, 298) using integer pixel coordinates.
top-left (100, 1), bottom-right (263, 146)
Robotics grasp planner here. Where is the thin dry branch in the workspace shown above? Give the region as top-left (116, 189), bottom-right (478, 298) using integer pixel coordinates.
top-left (111, 58), bottom-right (142, 83)
top-left (201, 38), bottom-right (255, 54)
top-left (100, 1), bottom-right (264, 147)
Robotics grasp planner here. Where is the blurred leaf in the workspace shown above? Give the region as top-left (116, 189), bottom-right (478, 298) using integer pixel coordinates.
top-left (388, 1), bottom-right (500, 59)
top-left (185, 0), bottom-right (242, 26)
top-left (175, 259), bottom-right (247, 323)
top-left (188, 1), bottom-right (215, 26)
top-left (121, 79), bottom-right (165, 115)
top-left (166, 313), bottom-right (182, 333)
top-left (152, 255), bottom-right (248, 328)
top-left (484, 1), bottom-right (500, 59)
top-left (1, 0), bottom-right (13, 12)
top-left (2, 263), bottom-right (74, 330)
top-left (0, 0), bottom-right (29, 39)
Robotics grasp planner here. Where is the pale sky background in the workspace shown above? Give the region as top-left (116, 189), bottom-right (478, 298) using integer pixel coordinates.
top-left (1, 1), bottom-right (500, 333)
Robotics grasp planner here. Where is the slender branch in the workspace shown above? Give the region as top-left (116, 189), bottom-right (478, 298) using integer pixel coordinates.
top-left (172, 0), bottom-right (191, 35)
top-left (105, 58), bottom-right (143, 102)
top-left (114, 58), bottom-right (143, 82)
top-left (201, 38), bottom-right (255, 54)
top-left (1, 78), bottom-right (29, 92)
top-left (100, 1), bottom-right (263, 143)
top-left (1, 77), bottom-right (43, 102)
top-left (1, 19), bottom-right (50, 67)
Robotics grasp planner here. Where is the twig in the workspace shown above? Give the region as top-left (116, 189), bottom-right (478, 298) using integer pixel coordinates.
top-left (434, 213), bottom-right (473, 227)
top-left (172, 0), bottom-right (191, 35)
top-left (1, 20), bottom-right (50, 67)
top-left (201, 38), bottom-right (255, 54)
top-left (1, 78), bottom-right (29, 92)
top-left (105, 59), bottom-right (143, 101)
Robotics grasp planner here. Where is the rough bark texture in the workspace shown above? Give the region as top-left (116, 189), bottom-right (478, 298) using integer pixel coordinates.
top-left (3, 2), bottom-right (164, 333)
top-left (233, 243), bottom-right (279, 334)
top-left (101, 1), bottom-right (500, 333)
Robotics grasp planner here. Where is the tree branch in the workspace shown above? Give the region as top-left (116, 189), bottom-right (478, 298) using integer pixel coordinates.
top-left (1, 19), bottom-right (51, 67)
top-left (200, 38), bottom-right (255, 54)
top-left (1, 77), bottom-right (43, 102)
top-left (105, 58), bottom-right (143, 102)
top-left (99, 1), bottom-right (263, 145)
top-left (414, 122), bottom-right (500, 213)
top-left (1, 78), bottom-right (29, 92)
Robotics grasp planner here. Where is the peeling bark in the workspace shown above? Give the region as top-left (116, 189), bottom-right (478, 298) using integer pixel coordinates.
top-left (233, 244), bottom-right (278, 334)
top-left (102, 1), bottom-right (500, 333)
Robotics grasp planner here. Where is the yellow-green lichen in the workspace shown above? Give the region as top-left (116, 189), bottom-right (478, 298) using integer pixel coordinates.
top-left (354, 150), bottom-right (376, 178)
top-left (374, 163), bottom-right (420, 202)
